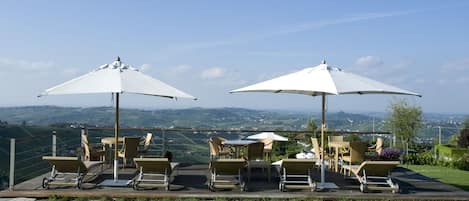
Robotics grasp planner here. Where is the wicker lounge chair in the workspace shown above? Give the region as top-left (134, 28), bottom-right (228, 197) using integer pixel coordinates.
top-left (42, 156), bottom-right (103, 189)
top-left (132, 158), bottom-right (178, 191)
top-left (118, 136), bottom-right (140, 167)
top-left (208, 159), bottom-right (246, 192)
top-left (81, 133), bottom-right (105, 161)
top-left (342, 161), bottom-right (400, 193)
top-left (246, 142), bottom-right (271, 181)
top-left (341, 141), bottom-right (368, 175)
top-left (208, 137), bottom-right (232, 159)
top-left (278, 159), bottom-right (316, 192)
top-left (311, 137), bottom-right (332, 169)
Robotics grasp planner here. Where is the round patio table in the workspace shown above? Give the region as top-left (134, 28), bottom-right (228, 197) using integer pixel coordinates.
top-left (222, 140), bottom-right (256, 158)
top-left (101, 137), bottom-right (124, 162)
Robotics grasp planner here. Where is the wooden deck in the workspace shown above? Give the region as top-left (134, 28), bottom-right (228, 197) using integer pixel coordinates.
top-left (1, 164), bottom-right (469, 200)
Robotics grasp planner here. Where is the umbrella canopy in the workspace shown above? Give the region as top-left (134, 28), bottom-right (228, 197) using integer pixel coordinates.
top-left (230, 60), bottom-right (420, 96)
top-left (40, 57), bottom-right (196, 99)
top-left (247, 132), bottom-right (288, 141)
top-left (230, 60), bottom-right (420, 188)
top-left (40, 57), bottom-right (196, 184)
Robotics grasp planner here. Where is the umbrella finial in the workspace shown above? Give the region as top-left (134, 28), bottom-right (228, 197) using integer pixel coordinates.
top-left (116, 56), bottom-right (121, 62)
top-left (321, 58), bottom-right (326, 64)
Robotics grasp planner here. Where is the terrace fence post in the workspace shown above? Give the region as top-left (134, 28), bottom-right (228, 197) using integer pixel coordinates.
top-left (9, 138), bottom-right (15, 191)
top-left (52, 130), bottom-right (57, 157)
top-left (80, 129), bottom-right (85, 160)
top-left (162, 130), bottom-right (166, 156)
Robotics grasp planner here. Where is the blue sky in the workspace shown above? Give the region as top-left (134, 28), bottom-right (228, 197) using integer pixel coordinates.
top-left (0, 1), bottom-right (468, 114)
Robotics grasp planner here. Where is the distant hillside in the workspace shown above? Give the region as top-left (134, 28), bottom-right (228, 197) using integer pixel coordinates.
top-left (0, 106), bottom-right (377, 131)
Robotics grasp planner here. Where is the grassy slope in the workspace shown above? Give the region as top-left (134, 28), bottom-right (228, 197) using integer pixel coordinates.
top-left (405, 165), bottom-right (469, 191)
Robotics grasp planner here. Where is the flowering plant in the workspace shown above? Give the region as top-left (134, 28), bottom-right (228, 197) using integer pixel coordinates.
top-left (379, 148), bottom-right (401, 160)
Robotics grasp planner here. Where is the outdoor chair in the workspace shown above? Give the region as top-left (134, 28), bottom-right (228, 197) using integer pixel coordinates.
top-left (245, 142), bottom-right (271, 181)
top-left (258, 138), bottom-right (274, 161)
top-left (81, 133), bottom-right (105, 161)
top-left (328, 135), bottom-right (344, 153)
top-left (341, 141), bottom-right (368, 175)
top-left (278, 159), bottom-right (316, 192)
top-left (208, 158), bottom-right (247, 192)
top-left (342, 161), bottom-right (400, 193)
top-left (311, 137), bottom-right (332, 169)
top-left (132, 157), bottom-right (178, 191)
top-left (208, 137), bottom-right (231, 159)
top-left (42, 156), bottom-right (103, 189)
top-left (118, 136), bottom-right (140, 167)
top-left (208, 140), bottom-right (219, 160)
top-left (138, 133), bottom-right (153, 155)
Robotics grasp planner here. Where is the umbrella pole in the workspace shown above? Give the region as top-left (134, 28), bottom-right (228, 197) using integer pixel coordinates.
top-left (320, 93), bottom-right (326, 185)
top-left (114, 93), bottom-right (119, 181)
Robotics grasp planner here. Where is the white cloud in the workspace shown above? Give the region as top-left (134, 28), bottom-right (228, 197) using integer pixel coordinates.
top-left (140, 64), bottom-right (152, 72)
top-left (247, 51), bottom-right (305, 57)
top-left (455, 77), bottom-right (469, 84)
top-left (166, 9), bottom-right (423, 52)
top-left (0, 58), bottom-right (55, 72)
top-left (61, 68), bottom-right (80, 76)
top-left (201, 67), bottom-right (225, 79)
top-left (415, 79), bottom-right (425, 84)
top-left (172, 65), bottom-right (192, 74)
top-left (437, 58), bottom-right (469, 85)
top-left (441, 58), bottom-right (469, 73)
top-left (355, 56), bottom-right (383, 68)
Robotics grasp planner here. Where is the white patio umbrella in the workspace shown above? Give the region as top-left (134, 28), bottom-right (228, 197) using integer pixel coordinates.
top-left (39, 57), bottom-right (196, 185)
top-left (230, 60), bottom-right (421, 189)
top-left (247, 132), bottom-right (288, 141)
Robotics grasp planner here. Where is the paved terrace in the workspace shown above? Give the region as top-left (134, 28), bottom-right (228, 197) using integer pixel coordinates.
top-left (1, 164), bottom-right (468, 200)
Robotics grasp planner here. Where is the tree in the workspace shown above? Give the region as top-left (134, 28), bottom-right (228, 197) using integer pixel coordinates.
top-left (386, 99), bottom-right (423, 154)
top-left (305, 117), bottom-right (318, 139)
top-left (462, 117), bottom-right (469, 130)
top-left (457, 117), bottom-right (469, 148)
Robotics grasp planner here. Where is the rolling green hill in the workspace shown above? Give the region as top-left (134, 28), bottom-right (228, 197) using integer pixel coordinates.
top-left (0, 106), bottom-right (376, 130)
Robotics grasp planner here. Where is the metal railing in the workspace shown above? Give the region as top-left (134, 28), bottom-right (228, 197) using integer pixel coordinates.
top-left (3, 126), bottom-right (395, 191)
top-left (6, 129), bottom-right (80, 191)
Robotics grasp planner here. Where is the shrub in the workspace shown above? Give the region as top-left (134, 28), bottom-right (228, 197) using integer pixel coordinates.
top-left (452, 153), bottom-right (469, 171)
top-left (404, 151), bottom-right (435, 165)
top-left (435, 144), bottom-right (467, 161)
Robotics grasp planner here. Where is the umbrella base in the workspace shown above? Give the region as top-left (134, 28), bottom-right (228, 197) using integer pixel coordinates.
top-left (99, 179), bottom-right (131, 187)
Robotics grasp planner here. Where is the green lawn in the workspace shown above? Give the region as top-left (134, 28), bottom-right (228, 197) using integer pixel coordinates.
top-left (405, 165), bottom-right (469, 191)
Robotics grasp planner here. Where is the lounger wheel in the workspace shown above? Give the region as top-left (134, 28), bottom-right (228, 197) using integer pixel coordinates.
top-left (208, 180), bottom-right (215, 192)
top-left (311, 182), bottom-right (317, 192)
top-left (132, 181), bottom-right (140, 191)
top-left (165, 184), bottom-right (170, 191)
top-left (76, 178), bottom-right (83, 190)
top-left (279, 182), bottom-right (286, 192)
top-left (240, 182), bottom-right (246, 192)
top-left (360, 183), bottom-right (367, 193)
top-left (392, 183), bottom-right (400, 194)
top-left (42, 177), bottom-right (50, 189)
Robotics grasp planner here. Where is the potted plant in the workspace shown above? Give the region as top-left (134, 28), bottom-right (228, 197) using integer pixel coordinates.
top-left (379, 148), bottom-right (401, 161)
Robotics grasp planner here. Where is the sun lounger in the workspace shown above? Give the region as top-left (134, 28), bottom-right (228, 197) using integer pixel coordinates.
top-left (42, 156), bottom-right (103, 189)
top-left (132, 158), bottom-right (178, 191)
top-left (342, 161), bottom-right (400, 193)
top-left (208, 159), bottom-right (246, 192)
top-left (279, 159), bottom-right (316, 192)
